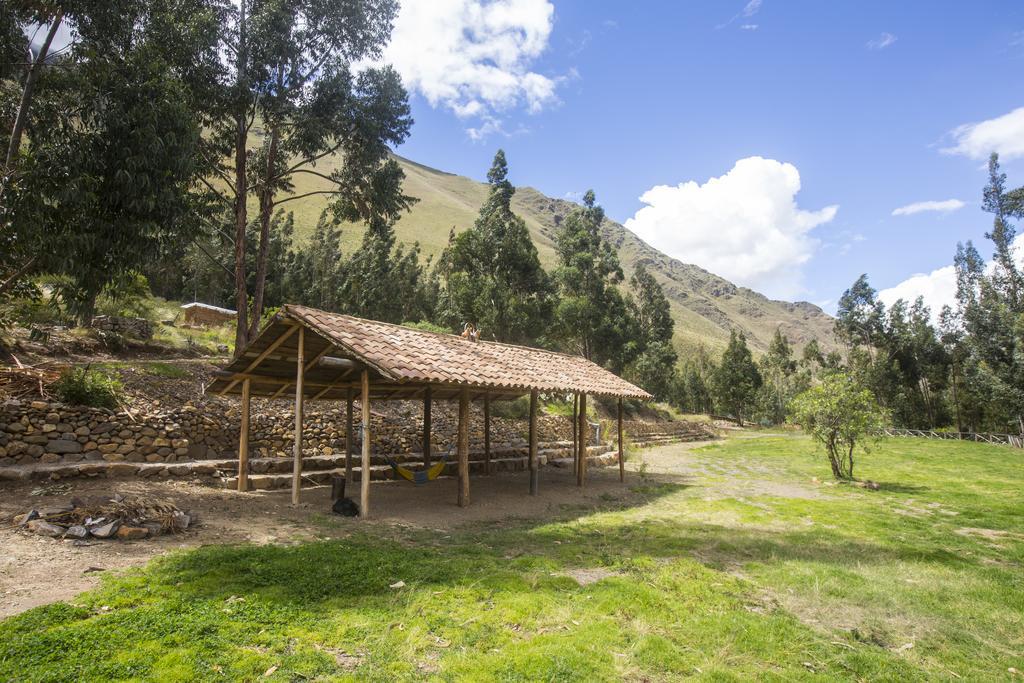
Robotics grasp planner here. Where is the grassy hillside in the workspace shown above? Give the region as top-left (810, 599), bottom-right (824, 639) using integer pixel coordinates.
top-left (284, 151), bottom-right (837, 354)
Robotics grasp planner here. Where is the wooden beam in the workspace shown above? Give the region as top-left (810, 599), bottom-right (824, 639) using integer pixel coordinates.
top-left (291, 326), bottom-right (305, 505)
top-left (618, 397), bottom-right (625, 483)
top-left (423, 385), bottom-right (432, 468)
top-left (457, 387), bottom-right (470, 507)
top-left (219, 324), bottom-right (297, 395)
top-left (237, 378), bottom-right (251, 492)
top-left (360, 370), bottom-right (371, 518)
top-left (483, 393), bottom-right (491, 475)
top-left (577, 393), bottom-right (587, 488)
top-left (345, 389), bottom-right (354, 485)
top-left (528, 389), bottom-right (538, 495)
top-left (270, 382), bottom-right (291, 400)
top-left (310, 367), bottom-right (354, 401)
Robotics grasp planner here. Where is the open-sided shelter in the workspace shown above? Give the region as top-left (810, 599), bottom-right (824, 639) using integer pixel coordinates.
top-left (206, 305), bottom-right (651, 517)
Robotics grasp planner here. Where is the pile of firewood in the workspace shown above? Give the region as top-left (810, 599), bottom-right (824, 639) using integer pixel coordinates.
top-left (0, 365), bottom-right (61, 401)
top-left (12, 493), bottom-right (194, 541)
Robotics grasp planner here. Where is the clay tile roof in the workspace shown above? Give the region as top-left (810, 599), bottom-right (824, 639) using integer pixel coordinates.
top-left (275, 305), bottom-right (650, 399)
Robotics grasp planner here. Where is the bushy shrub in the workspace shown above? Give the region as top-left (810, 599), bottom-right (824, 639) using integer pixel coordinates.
top-left (54, 366), bottom-right (124, 409)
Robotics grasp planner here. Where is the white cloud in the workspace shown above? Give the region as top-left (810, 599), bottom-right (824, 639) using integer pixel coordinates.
top-left (879, 238), bottom-right (1024, 319)
top-left (377, 0), bottom-right (560, 138)
top-left (878, 265), bottom-right (958, 317)
top-left (943, 106), bottom-right (1024, 161)
top-left (623, 157), bottom-right (839, 299)
top-left (891, 199), bottom-right (965, 216)
top-left (717, 0), bottom-right (762, 30)
top-left (867, 32), bottom-right (897, 50)
top-left (740, 24), bottom-right (759, 31)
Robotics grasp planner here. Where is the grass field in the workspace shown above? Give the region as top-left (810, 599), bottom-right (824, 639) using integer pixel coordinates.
top-left (1, 435), bottom-right (1021, 681)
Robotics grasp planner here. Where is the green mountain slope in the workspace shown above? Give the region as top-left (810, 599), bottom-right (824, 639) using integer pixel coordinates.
top-left (287, 153), bottom-right (837, 354)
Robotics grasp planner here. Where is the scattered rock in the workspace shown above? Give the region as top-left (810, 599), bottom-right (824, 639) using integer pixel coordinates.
top-left (87, 520), bottom-right (121, 539)
top-left (65, 525), bottom-right (89, 539)
top-left (115, 525), bottom-right (149, 540)
top-left (27, 519), bottom-right (66, 537)
top-left (13, 509), bottom-right (39, 526)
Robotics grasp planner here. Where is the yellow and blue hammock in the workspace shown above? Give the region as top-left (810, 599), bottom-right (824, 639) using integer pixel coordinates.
top-left (384, 446), bottom-right (453, 485)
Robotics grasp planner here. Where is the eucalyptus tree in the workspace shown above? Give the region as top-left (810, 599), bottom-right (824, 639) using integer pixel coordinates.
top-left (436, 150), bottom-right (554, 344)
top-left (206, 0), bottom-right (414, 350)
top-left (553, 189), bottom-right (640, 369)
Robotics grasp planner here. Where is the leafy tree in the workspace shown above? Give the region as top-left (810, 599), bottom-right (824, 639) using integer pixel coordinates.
top-left (204, 0), bottom-right (413, 350)
top-left (630, 264), bottom-right (673, 345)
top-left (756, 328), bottom-right (807, 424)
top-left (791, 372), bottom-right (885, 480)
top-left (436, 150), bottom-right (554, 344)
top-left (835, 274), bottom-right (884, 351)
top-left (630, 341), bottom-right (678, 401)
top-left (2, 0), bottom-right (221, 321)
top-left (553, 189), bottom-right (641, 369)
top-left (340, 216), bottom-right (432, 323)
top-left (711, 330), bottom-right (762, 425)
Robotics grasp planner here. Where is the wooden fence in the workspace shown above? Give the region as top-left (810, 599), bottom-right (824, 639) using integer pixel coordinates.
top-left (880, 428), bottom-right (1024, 449)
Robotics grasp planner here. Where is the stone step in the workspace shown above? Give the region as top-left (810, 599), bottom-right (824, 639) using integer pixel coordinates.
top-left (206, 441), bottom-right (611, 475)
top-left (221, 445), bottom-right (616, 491)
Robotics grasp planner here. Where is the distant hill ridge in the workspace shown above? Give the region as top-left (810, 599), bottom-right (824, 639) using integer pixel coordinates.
top-left (284, 152), bottom-right (837, 354)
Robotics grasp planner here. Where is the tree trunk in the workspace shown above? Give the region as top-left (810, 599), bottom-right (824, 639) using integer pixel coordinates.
top-left (232, 3), bottom-right (249, 354)
top-left (247, 65), bottom-right (284, 341)
top-left (5, 12), bottom-right (64, 170)
top-left (248, 124), bottom-right (279, 341)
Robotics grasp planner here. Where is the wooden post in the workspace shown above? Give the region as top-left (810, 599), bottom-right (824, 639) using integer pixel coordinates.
top-left (617, 397), bottom-right (625, 483)
top-left (237, 378), bottom-right (251, 492)
top-left (360, 369), bottom-right (370, 518)
top-left (291, 327), bottom-right (305, 505)
top-left (577, 393), bottom-right (587, 487)
top-left (529, 389), bottom-right (538, 495)
top-left (483, 393), bottom-right (491, 475)
top-left (457, 387), bottom-right (470, 507)
top-left (345, 389), bottom-right (354, 485)
top-left (423, 385), bottom-right (432, 468)
top-left (573, 393), bottom-right (582, 482)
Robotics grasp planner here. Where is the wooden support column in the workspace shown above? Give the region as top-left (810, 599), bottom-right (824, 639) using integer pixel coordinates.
top-left (577, 393), bottom-right (587, 487)
top-left (360, 370), bottom-right (371, 518)
top-left (574, 394), bottom-right (579, 483)
top-left (457, 387), bottom-right (470, 507)
top-left (345, 389), bottom-right (354, 485)
top-left (291, 327), bottom-right (305, 505)
top-left (423, 385), bottom-right (432, 468)
top-left (618, 397), bottom-right (625, 483)
top-left (237, 378), bottom-right (251, 492)
top-left (483, 394), bottom-right (491, 475)
top-left (528, 389), bottom-right (538, 495)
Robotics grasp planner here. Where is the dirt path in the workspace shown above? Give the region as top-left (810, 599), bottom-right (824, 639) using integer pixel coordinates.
top-left (0, 454), bottom-right (678, 619)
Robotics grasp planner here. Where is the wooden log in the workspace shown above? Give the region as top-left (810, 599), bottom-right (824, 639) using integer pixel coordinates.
top-left (458, 387), bottom-right (470, 507)
top-left (529, 389), bottom-right (538, 495)
top-left (577, 393), bottom-right (587, 487)
top-left (291, 326), bottom-right (305, 505)
top-left (237, 378), bottom-right (251, 492)
top-left (331, 475), bottom-right (345, 502)
top-left (423, 385), bottom-right (432, 468)
top-left (572, 393), bottom-right (578, 478)
top-left (617, 397), bottom-right (624, 483)
top-left (484, 393), bottom-right (491, 475)
top-left (345, 389), bottom-right (354, 485)
top-left (360, 369), bottom-right (371, 518)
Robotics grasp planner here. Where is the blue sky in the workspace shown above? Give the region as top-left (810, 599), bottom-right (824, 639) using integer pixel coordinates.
top-left (387, 1), bottom-right (1024, 311)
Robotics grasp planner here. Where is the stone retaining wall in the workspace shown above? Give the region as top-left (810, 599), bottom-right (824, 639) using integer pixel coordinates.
top-left (89, 315), bottom-right (154, 340)
top-left (0, 398), bottom-right (580, 469)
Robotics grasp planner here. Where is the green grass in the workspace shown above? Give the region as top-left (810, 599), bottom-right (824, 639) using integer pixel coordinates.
top-left (2, 435), bottom-right (1022, 681)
